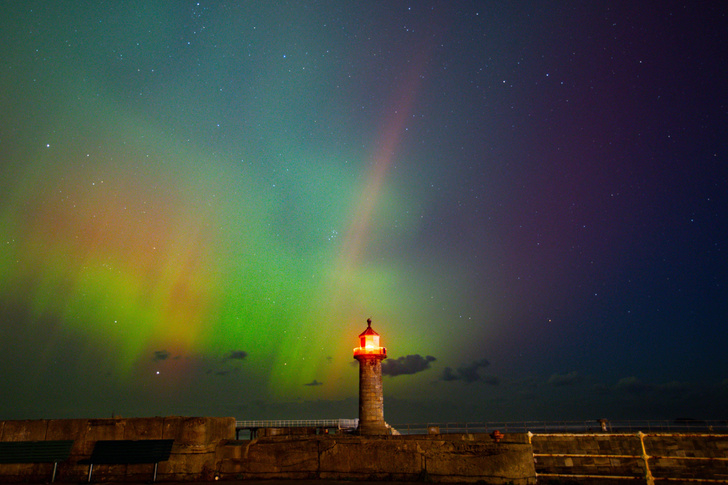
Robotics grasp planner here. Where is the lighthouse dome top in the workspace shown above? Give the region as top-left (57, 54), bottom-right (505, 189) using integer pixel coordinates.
top-left (354, 318), bottom-right (387, 358)
top-left (359, 318), bottom-right (380, 337)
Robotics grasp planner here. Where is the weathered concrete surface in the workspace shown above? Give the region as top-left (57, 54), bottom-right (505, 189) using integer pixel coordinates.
top-left (218, 434), bottom-right (536, 484)
top-left (0, 416), bottom-right (235, 483)
top-left (15, 417), bottom-right (727, 484)
top-left (531, 432), bottom-right (728, 483)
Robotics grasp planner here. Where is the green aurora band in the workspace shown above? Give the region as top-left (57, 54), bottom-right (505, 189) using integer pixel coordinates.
top-left (0, 79), bottom-right (460, 409)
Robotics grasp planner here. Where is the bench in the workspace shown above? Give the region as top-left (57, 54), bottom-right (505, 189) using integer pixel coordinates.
top-left (0, 440), bottom-right (74, 482)
top-left (81, 439), bottom-right (174, 482)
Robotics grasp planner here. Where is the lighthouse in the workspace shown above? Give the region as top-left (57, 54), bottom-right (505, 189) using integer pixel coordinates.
top-left (353, 318), bottom-right (389, 435)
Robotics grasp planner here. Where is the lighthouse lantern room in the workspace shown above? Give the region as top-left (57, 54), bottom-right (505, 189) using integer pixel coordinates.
top-left (354, 318), bottom-right (387, 357)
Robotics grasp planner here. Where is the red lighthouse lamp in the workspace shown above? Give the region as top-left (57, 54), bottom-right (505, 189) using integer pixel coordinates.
top-left (354, 318), bottom-right (386, 357)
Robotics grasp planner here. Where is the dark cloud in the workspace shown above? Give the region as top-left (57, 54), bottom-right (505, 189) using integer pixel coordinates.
top-left (615, 376), bottom-right (649, 395)
top-left (382, 354), bottom-right (436, 377)
top-left (592, 383), bottom-right (611, 394)
top-left (200, 352), bottom-right (247, 376)
top-left (207, 367), bottom-right (240, 377)
top-left (226, 350), bottom-right (248, 361)
top-left (482, 375), bottom-right (500, 386)
top-left (657, 381), bottom-right (692, 396)
top-left (304, 379), bottom-right (323, 386)
top-left (152, 350), bottom-right (170, 361)
top-left (613, 377), bottom-right (694, 398)
top-left (441, 358), bottom-right (495, 384)
top-left (442, 367), bottom-right (458, 382)
top-left (548, 371), bottom-right (583, 387)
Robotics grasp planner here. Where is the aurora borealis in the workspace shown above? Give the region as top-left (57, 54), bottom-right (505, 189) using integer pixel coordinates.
top-left (1, 2), bottom-right (726, 422)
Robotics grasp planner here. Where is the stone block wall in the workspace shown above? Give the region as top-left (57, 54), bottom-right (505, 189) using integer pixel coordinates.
top-left (218, 433), bottom-right (537, 484)
top-left (0, 416), bottom-right (235, 482)
top-left (531, 432), bottom-right (728, 483)
top-left (4, 417), bottom-right (724, 484)
top-left (644, 434), bottom-right (728, 481)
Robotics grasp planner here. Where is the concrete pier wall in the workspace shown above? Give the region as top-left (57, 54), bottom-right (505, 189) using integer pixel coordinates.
top-left (530, 432), bottom-right (728, 483)
top-left (218, 434), bottom-right (535, 484)
top-left (3, 417), bottom-right (726, 483)
top-left (0, 418), bottom-right (535, 484)
top-left (0, 416), bottom-right (234, 482)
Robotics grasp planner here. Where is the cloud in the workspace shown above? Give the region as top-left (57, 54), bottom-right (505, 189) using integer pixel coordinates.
top-left (226, 350), bottom-right (248, 361)
top-left (152, 350), bottom-right (170, 361)
top-left (441, 358), bottom-right (495, 384)
top-left (656, 380), bottom-right (692, 396)
top-left (482, 375), bottom-right (500, 385)
top-left (382, 354), bottom-right (436, 377)
top-left (548, 371), bottom-right (583, 387)
top-left (199, 351), bottom-right (248, 376)
top-left (592, 383), bottom-right (610, 394)
top-left (304, 379), bottom-right (323, 386)
top-left (615, 376), bottom-right (649, 394)
top-left (442, 367), bottom-right (458, 381)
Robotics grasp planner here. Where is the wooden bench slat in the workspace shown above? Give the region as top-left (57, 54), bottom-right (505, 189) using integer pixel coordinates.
top-left (86, 439), bottom-right (174, 464)
top-left (0, 440), bottom-right (74, 464)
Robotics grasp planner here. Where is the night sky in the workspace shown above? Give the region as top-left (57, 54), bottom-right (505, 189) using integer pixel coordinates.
top-left (1, 2), bottom-right (726, 424)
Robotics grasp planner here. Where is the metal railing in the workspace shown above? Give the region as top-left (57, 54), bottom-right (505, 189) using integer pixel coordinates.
top-left (389, 420), bottom-right (728, 435)
top-left (236, 419), bottom-right (358, 430)
top-left (233, 419), bottom-right (728, 435)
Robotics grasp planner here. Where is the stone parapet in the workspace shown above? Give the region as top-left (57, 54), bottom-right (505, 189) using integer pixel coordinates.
top-left (4, 418), bottom-right (725, 483)
top-left (0, 416), bottom-right (235, 483)
top-left (218, 433), bottom-right (536, 484)
top-left (530, 432), bottom-right (728, 482)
